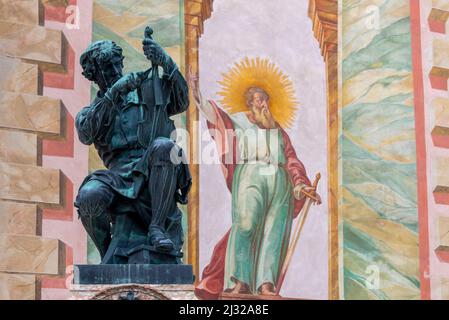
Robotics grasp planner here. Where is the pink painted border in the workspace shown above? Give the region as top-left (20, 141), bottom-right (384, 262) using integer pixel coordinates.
top-left (40, 0), bottom-right (91, 297)
top-left (411, 0), bottom-right (431, 300)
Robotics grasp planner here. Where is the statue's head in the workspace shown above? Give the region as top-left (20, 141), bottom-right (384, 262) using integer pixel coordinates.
top-left (80, 40), bottom-right (124, 92)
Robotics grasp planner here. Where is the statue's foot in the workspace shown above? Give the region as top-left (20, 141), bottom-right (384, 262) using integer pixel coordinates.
top-left (258, 283), bottom-right (277, 296)
top-left (224, 278), bottom-right (250, 295)
top-left (148, 226), bottom-right (174, 252)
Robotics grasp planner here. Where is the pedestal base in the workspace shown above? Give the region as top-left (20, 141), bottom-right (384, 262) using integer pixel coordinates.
top-left (71, 264), bottom-right (196, 300)
top-left (70, 284), bottom-right (196, 300)
top-left (74, 264), bottom-right (194, 285)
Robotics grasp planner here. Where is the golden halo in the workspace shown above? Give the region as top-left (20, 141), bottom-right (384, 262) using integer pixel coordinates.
top-left (217, 57), bottom-right (299, 128)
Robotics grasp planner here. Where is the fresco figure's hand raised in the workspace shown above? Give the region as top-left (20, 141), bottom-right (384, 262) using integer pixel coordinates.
top-left (188, 66), bottom-right (202, 106)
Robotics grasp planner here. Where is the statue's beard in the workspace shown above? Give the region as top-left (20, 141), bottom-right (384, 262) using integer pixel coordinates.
top-left (108, 73), bottom-right (123, 88)
top-left (252, 106), bottom-right (276, 129)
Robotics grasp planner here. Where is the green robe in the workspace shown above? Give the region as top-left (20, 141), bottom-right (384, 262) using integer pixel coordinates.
top-left (224, 113), bottom-right (295, 293)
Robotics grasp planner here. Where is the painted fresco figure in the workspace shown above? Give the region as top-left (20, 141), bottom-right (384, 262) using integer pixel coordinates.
top-left (74, 27), bottom-right (191, 264)
top-left (189, 65), bottom-right (321, 297)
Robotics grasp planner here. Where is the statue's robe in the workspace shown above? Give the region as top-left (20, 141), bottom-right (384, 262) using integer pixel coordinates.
top-left (75, 68), bottom-right (191, 228)
top-left (195, 100), bottom-right (311, 299)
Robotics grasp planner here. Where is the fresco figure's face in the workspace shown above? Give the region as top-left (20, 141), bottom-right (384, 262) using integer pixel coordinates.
top-left (95, 54), bottom-right (124, 92)
top-left (250, 92), bottom-right (270, 113)
top-left (249, 91), bottom-right (276, 129)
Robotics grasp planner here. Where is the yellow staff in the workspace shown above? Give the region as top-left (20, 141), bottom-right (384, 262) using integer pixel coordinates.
top-left (276, 173), bottom-right (321, 296)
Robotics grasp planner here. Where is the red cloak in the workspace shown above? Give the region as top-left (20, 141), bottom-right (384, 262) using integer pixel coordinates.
top-left (194, 100), bottom-right (310, 299)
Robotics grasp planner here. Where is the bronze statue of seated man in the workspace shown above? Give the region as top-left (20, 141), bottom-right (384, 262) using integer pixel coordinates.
top-left (74, 27), bottom-right (191, 264)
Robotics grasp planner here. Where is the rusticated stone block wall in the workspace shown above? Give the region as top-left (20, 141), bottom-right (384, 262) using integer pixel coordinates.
top-left (0, 0), bottom-right (78, 300)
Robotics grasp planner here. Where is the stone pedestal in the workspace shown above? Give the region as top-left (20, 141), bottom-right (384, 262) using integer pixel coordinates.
top-left (70, 284), bottom-right (196, 300)
top-left (70, 264), bottom-right (196, 300)
top-left (74, 264), bottom-right (194, 285)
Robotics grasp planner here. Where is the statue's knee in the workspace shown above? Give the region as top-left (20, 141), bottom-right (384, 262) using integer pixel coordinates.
top-left (150, 138), bottom-right (178, 165)
top-left (76, 181), bottom-right (113, 218)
